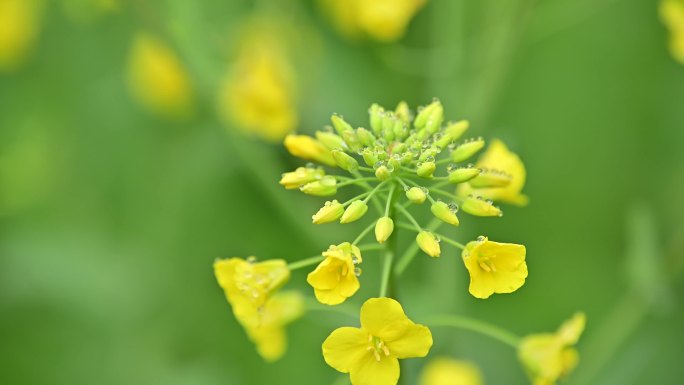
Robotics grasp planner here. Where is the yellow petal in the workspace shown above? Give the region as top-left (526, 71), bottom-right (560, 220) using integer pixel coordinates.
top-left (556, 312), bottom-right (585, 345)
top-left (307, 247), bottom-right (360, 305)
top-left (360, 298), bottom-right (410, 342)
top-left (518, 334), bottom-right (565, 383)
top-left (307, 257), bottom-right (341, 291)
top-left (386, 322), bottom-right (432, 359)
top-left (247, 324), bottom-right (286, 362)
top-left (419, 358), bottom-right (484, 385)
top-left (322, 327), bottom-right (370, 373)
top-left (349, 354), bottom-right (400, 385)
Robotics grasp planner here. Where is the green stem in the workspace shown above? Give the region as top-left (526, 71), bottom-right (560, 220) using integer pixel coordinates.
top-left (395, 204), bottom-right (422, 231)
top-left (350, 170), bottom-right (384, 214)
top-left (357, 243), bottom-right (385, 252)
top-left (363, 180), bottom-right (389, 203)
top-left (426, 315), bottom-right (521, 348)
top-left (352, 221), bottom-right (377, 246)
top-left (288, 255), bottom-right (324, 270)
top-left (385, 182), bottom-right (397, 216)
top-left (434, 232), bottom-right (466, 249)
top-left (379, 247), bottom-right (394, 297)
top-left (394, 218), bottom-right (443, 276)
top-left (336, 177), bottom-right (378, 188)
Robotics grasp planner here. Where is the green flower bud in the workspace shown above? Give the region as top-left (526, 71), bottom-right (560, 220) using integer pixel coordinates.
top-left (451, 138), bottom-right (485, 163)
top-left (416, 230), bottom-right (441, 257)
top-left (424, 103), bottom-right (443, 134)
top-left (315, 130), bottom-right (347, 150)
top-left (280, 166), bottom-right (325, 189)
top-left (417, 161), bottom-right (436, 178)
top-left (362, 149), bottom-right (378, 166)
top-left (340, 200), bottom-right (368, 223)
top-left (341, 130), bottom-right (361, 152)
top-left (395, 101), bottom-right (411, 124)
top-left (406, 186), bottom-right (427, 204)
top-left (356, 127), bottom-right (376, 146)
top-left (461, 196), bottom-right (502, 217)
top-left (300, 176), bottom-right (337, 196)
top-left (331, 114), bottom-right (353, 136)
top-left (430, 201), bottom-right (460, 226)
top-left (468, 169), bottom-right (512, 188)
top-left (369, 103), bottom-right (384, 135)
top-left (312, 200), bottom-right (344, 224)
top-left (414, 100), bottom-right (441, 129)
top-left (332, 149), bottom-right (359, 171)
top-left (435, 120), bottom-right (469, 148)
top-left (388, 157), bottom-right (401, 172)
top-left (448, 166), bottom-right (480, 184)
top-left (375, 165), bottom-right (391, 181)
top-left (393, 143), bottom-right (408, 154)
top-left (392, 118), bottom-right (406, 140)
top-left (375, 216), bottom-right (394, 243)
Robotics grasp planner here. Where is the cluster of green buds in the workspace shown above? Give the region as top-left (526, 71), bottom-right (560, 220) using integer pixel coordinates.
top-left (281, 100), bottom-right (522, 258)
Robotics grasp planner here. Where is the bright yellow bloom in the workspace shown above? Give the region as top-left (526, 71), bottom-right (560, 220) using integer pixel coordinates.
top-left (307, 243), bottom-right (362, 305)
top-left (213, 257), bottom-right (290, 324)
top-left (218, 34), bottom-right (298, 141)
top-left (284, 134), bottom-right (337, 166)
top-left (420, 358), bottom-right (483, 385)
top-left (320, 0), bottom-right (427, 42)
top-left (323, 297), bottom-right (433, 385)
top-left (0, 0), bottom-right (42, 72)
top-left (661, 0), bottom-right (684, 63)
top-left (242, 291), bottom-right (304, 362)
top-left (279, 166), bottom-right (325, 189)
top-left (127, 33), bottom-right (194, 120)
top-left (462, 236), bottom-right (527, 299)
top-left (518, 313), bottom-right (586, 385)
top-left (458, 139), bottom-right (528, 206)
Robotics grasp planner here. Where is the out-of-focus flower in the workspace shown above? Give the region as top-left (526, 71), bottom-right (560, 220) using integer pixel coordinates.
top-left (218, 26), bottom-right (298, 141)
top-left (127, 33), bottom-right (195, 120)
top-left (457, 139), bottom-right (528, 206)
top-left (284, 134), bottom-right (336, 166)
top-left (461, 236), bottom-right (527, 299)
top-left (322, 297), bottom-right (433, 385)
top-left (518, 313), bottom-right (586, 385)
top-left (307, 242), bottom-right (362, 305)
top-left (661, 0), bottom-right (684, 63)
top-left (0, 0), bottom-right (43, 72)
top-left (319, 0), bottom-right (427, 42)
top-left (419, 358), bottom-right (483, 385)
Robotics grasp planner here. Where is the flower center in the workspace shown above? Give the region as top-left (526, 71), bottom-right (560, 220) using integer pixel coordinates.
top-left (478, 257), bottom-right (497, 273)
top-left (367, 335), bottom-right (390, 361)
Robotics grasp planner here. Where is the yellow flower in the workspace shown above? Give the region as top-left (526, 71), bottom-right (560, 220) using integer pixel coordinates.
top-left (462, 236), bottom-right (527, 299)
top-left (518, 313), bottom-right (586, 385)
top-left (320, 0), bottom-right (427, 42)
top-left (284, 134), bottom-right (337, 166)
top-left (307, 243), bottom-right (362, 305)
top-left (661, 0), bottom-right (684, 63)
top-left (127, 33), bottom-right (194, 120)
top-left (419, 358), bottom-right (483, 385)
top-left (242, 291), bottom-right (304, 362)
top-left (218, 35), bottom-right (298, 141)
top-left (279, 166), bottom-right (325, 189)
top-left (457, 139), bottom-right (528, 206)
top-left (322, 297), bottom-right (433, 385)
top-left (0, 0), bottom-right (42, 71)
top-left (213, 257), bottom-right (290, 324)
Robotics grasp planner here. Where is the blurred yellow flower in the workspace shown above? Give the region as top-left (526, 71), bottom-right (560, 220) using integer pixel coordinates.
top-left (419, 358), bottom-right (483, 385)
top-left (323, 297), bottom-right (433, 385)
top-left (518, 313), bottom-right (586, 385)
top-left (218, 32), bottom-right (298, 141)
top-left (457, 139), bottom-right (528, 206)
top-left (320, 0), bottom-right (427, 42)
top-left (213, 257), bottom-right (290, 324)
top-left (127, 33), bottom-right (194, 120)
top-left (661, 0), bottom-right (684, 63)
top-left (461, 236), bottom-right (527, 299)
top-left (0, 0), bottom-right (42, 72)
top-left (284, 134), bottom-right (337, 166)
top-left (307, 242), bottom-right (362, 305)
top-left (242, 291), bottom-right (304, 362)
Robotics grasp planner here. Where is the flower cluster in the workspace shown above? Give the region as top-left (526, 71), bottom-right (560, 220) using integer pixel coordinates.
top-left (213, 100), bottom-right (585, 385)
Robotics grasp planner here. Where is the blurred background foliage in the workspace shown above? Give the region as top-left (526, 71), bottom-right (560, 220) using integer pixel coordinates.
top-left (1, 0), bottom-right (683, 384)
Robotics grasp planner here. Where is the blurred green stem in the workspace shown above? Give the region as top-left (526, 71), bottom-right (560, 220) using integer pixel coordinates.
top-left (394, 218), bottom-right (442, 276)
top-left (426, 315), bottom-right (521, 348)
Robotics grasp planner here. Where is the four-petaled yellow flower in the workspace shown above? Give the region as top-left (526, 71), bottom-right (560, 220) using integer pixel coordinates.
top-left (457, 139), bottom-right (528, 206)
top-left (323, 297), bottom-right (433, 385)
top-left (420, 358), bottom-right (484, 385)
top-left (462, 236), bottom-right (527, 299)
top-left (661, 0), bottom-right (684, 64)
top-left (307, 242), bottom-right (362, 305)
top-left (518, 312), bottom-right (586, 385)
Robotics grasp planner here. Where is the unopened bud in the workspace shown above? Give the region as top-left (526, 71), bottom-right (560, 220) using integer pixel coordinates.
top-left (416, 231), bottom-right (441, 257)
top-left (300, 176), bottom-right (337, 196)
top-left (315, 130), bottom-right (347, 150)
top-left (331, 114), bottom-right (353, 136)
top-left (417, 161), bottom-right (436, 178)
top-left (279, 166), bottom-right (325, 189)
top-left (451, 138), bottom-right (485, 163)
top-left (341, 130), bottom-right (361, 152)
top-left (406, 187), bottom-right (427, 204)
top-left (375, 217), bottom-right (394, 243)
top-left (448, 166), bottom-right (480, 184)
top-left (424, 103), bottom-right (444, 134)
top-left (312, 200), bottom-right (344, 224)
top-left (332, 149), bottom-right (359, 171)
top-left (284, 135), bottom-right (336, 166)
top-left (430, 201), bottom-right (460, 226)
top-left (414, 100), bottom-right (442, 129)
top-left (340, 200), bottom-right (368, 223)
top-left (362, 149), bottom-right (378, 166)
top-left (375, 165), bottom-right (391, 181)
top-left (461, 196), bottom-right (502, 217)
top-left (468, 169), bottom-right (512, 188)
top-left (356, 127), bottom-right (376, 146)
top-left (369, 104), bottom-right (384, 135)
top-left (435, 120), bottom-right (470, 148)
top-left (395, 101), bottom-right (411, 123)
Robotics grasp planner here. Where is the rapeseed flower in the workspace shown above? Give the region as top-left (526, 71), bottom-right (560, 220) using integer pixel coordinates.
top-left (518, 313), bottom-right (586, 385)
top-left (307, 243), bottom-right (363, 305)
top-left (420, 358), bottom-right (483, 385)
top-left (322, 297), bottom-right (432, 385)
top-left (462, 236), bottom-right (527, 299)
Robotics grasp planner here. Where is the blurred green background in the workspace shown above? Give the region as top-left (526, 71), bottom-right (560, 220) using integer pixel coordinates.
top-left (1, 0), bottom-right (683, 384)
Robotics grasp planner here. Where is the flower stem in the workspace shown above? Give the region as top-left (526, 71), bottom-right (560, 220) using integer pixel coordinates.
top-left (352, 221), bottom-right (377, 246)
top-left (425, 315), bottom-right (521, 348)
top-left (394, 218), bottom-right (443, 276)
top-left (379, 247), bottom-right (394, 297)
top-left (287, 255), bottom-right (324, 270)
top-left (336, 177), bottom-right (377, 188)
top-left (395, 204), bottom-right (422, 231)
top-left (432, 232), bottom-right (466, 249)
